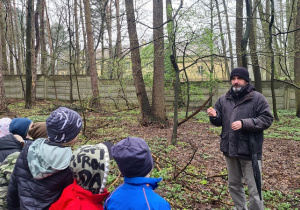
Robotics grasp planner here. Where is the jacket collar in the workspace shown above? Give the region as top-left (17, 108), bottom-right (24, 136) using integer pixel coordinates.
top-left (124, 177), bottom-right (162, 190)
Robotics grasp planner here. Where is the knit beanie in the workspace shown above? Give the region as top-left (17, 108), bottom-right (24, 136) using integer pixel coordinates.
top-left (230, 67), bottom-right (249, 82)
top-left (9, 118), bottom-right (32, 139)
top-left (46, 107), bottom-right (82, 143)
top-left (28, 122), bottom-right (48, 139)
top-left (0, 118), bottom-right (12, 138)
top-left (70, 141), bottom-right (113, 194)
top-left (112, 137), bottom-right (153, 178)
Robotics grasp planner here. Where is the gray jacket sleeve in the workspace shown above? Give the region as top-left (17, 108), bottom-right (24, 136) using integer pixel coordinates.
top-left (241, 93), bottom-right (274, 132)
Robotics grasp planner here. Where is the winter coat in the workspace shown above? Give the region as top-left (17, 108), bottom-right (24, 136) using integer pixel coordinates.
top-left (50, 179), bottom-right (110, 210)
top-left (210, 84), bottom-right (273, 160)
top-left (0, 134), bottom-right (23, 163)
top-left (104, 177), bottom-right (171, 210)
top-left (0, 152), bottom-right (20, 210)
top-left (7, 138), bottom-right (74, 210)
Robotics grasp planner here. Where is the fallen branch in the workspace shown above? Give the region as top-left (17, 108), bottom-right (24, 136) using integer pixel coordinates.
top-left (108, 171), bottom-right (121, 189)
top-left (173, 147), bottom-right (198, 180)
top-left (178, 89), bottom-right (217, 127)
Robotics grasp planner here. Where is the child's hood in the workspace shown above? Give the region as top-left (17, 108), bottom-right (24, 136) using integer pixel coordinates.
top-left (27, 138), bottom-right (72, 179)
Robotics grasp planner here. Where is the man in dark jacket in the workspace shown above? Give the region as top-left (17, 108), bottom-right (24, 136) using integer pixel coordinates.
top-left (7, 107), bottom-right (82, 210)
top-left (207, 67), bottom-right (273, 210)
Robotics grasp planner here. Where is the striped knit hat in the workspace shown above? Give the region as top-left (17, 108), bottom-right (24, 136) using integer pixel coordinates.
top-left (46, 107), bottom-right (82, 143)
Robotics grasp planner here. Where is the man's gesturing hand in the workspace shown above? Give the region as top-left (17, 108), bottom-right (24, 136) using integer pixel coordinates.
top-left (207, 107), bottom-right (217, 117)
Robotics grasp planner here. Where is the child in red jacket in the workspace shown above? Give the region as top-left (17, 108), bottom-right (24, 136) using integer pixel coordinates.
top-left (50, 141), bottom-right (113, 210)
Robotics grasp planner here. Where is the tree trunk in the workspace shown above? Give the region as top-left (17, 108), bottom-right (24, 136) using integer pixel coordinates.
top-left (6, 2), bottom-right (15, 75)
top-left (40, 0), bottom-right (47, 75)
top-left (249, 0), bottom-right (262, 92)
top-left (241, 0), bottom-right (251, 68)
top-left (0, 26), bottom-right (7, 111)
top-left (236, 0), bottom-right (243, 67)
top-left (223, 0), bottom-right (234, 70)
top-left (258, 0), bottom-right (271, 80)
top-left (295, 0), bottom-right (300, 117)
top-left (13, 0), bottom-right (23, 76)
top-left (83, 0), bottom-right (99, 98)
top-left (74, 0), bottom-right (81, 75)
top-left (125, 0), bottom-right (152, 121)
top-left (68, 0), bottom-right (73, 103)
top-left (269, 0), bottom-right (279, 120)
top-left (32, 0), bottom-right (39, 103)
top-left (45, 3), bottom-right (54, 75)
top-left (106, 1), bottom-right (114, 79)
top-left (25, 0), bottom-right (33, 108)
top-left (215, 0), bottom-right (229, 78)
top-left (79, 0), bottom-right (89, 75)
top-left (114, 0), bottom-right (123, 78)
top-left (0, 2), bottom-right (9, 75)
top-left (152, 0), bottom-right (166, 122)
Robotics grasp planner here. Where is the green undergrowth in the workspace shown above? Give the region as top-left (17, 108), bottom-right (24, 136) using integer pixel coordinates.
top-left (4, 101), bottom-right (299, 209)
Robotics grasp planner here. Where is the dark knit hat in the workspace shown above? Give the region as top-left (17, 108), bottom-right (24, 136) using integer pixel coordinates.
top-left (9, 118), bottom-right (33, 139)
top-left (46, 107), bottom-right (82, 143)
top-left (230, 67), bottom-right (249, 82)
top-left (70, 141), bottom-right (113, 194)
top-left (28, 122), bottom-right (48, 139)
top-left (112, 137), bottom-right (153, 178)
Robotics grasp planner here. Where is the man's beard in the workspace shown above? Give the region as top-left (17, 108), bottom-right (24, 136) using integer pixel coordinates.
top-left (232, 86), bottom-right (242, 93)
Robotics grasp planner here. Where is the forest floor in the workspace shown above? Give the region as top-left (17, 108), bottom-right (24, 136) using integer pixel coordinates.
top-left (3, 99), bottom-right (300, 209)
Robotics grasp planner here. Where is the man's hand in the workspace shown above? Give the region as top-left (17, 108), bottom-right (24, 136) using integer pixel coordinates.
top-left (207, 107), bottom-right (217, 117)
top-left (231, 121), bottom-right (242, 130)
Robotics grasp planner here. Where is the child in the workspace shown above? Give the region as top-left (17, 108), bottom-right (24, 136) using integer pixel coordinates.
top-left (7, 107), bottom-right (82, 210)
top-left (28, 122), bottom-right (48, 139)
top-left (0, 118), bottom-right (12, 138)
top-left (0, 122), bottom-right (50, 209)
top-left (50, 141), bottom-right (113, 210)
top-left (9, 118), bottom-right (33, 140)
top-left (104, 137), bottom-right (171, 210)
top-left (0, 117), bottom-right (33, 163)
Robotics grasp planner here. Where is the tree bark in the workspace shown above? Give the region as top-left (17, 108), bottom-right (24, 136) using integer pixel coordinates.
top-left (295, 0), bottom-right (300, 117)
top-left (249, 0), bottom-right (262, 92)
top-left (106, 0), bottom-right (114, 79)
top-left (152, 0), bottom-right (166, 122)
top-left (0, 2), bottom-right (9, 75)
top-left (83, 0), bottom-right (99, 98)
top-left (0, 25), bottom-right (7, 111)
top-left (223, 0), bottom-right (234, 70)
top-left (74, 0), bottom-right (81, 74)
top-left (125, 0), bottom-right (152, 121)
top-left (114, 0), bottom-right (123, 78)
top-left (258, 0), bottom-right (271, 80)
top-left (241, 0), bottom-right (251, 68)
top-left (215, 0), bottom-right (229, 78)
top-left (79, 0), bottom-right (89, 75)
top-left (40, 0), bottom-right (47, 75)
top-left (269, 0), bottom-right (279, 120)
top-left (236, 0), bottom-right (243, 67)
top-left (25, 0), bottom-right (33, 108)
top-left (13, 0), bottom-right (23, 75)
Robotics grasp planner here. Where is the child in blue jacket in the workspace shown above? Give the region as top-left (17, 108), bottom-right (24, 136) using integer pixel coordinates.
top-left (104, 137), bottom-right (171, 210)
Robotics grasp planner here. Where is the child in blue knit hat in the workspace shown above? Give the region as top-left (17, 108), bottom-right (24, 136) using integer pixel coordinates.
top-left (7, 107), bottom-right (82, 209)
top-left (104, 137), bottom-right (171, 210)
